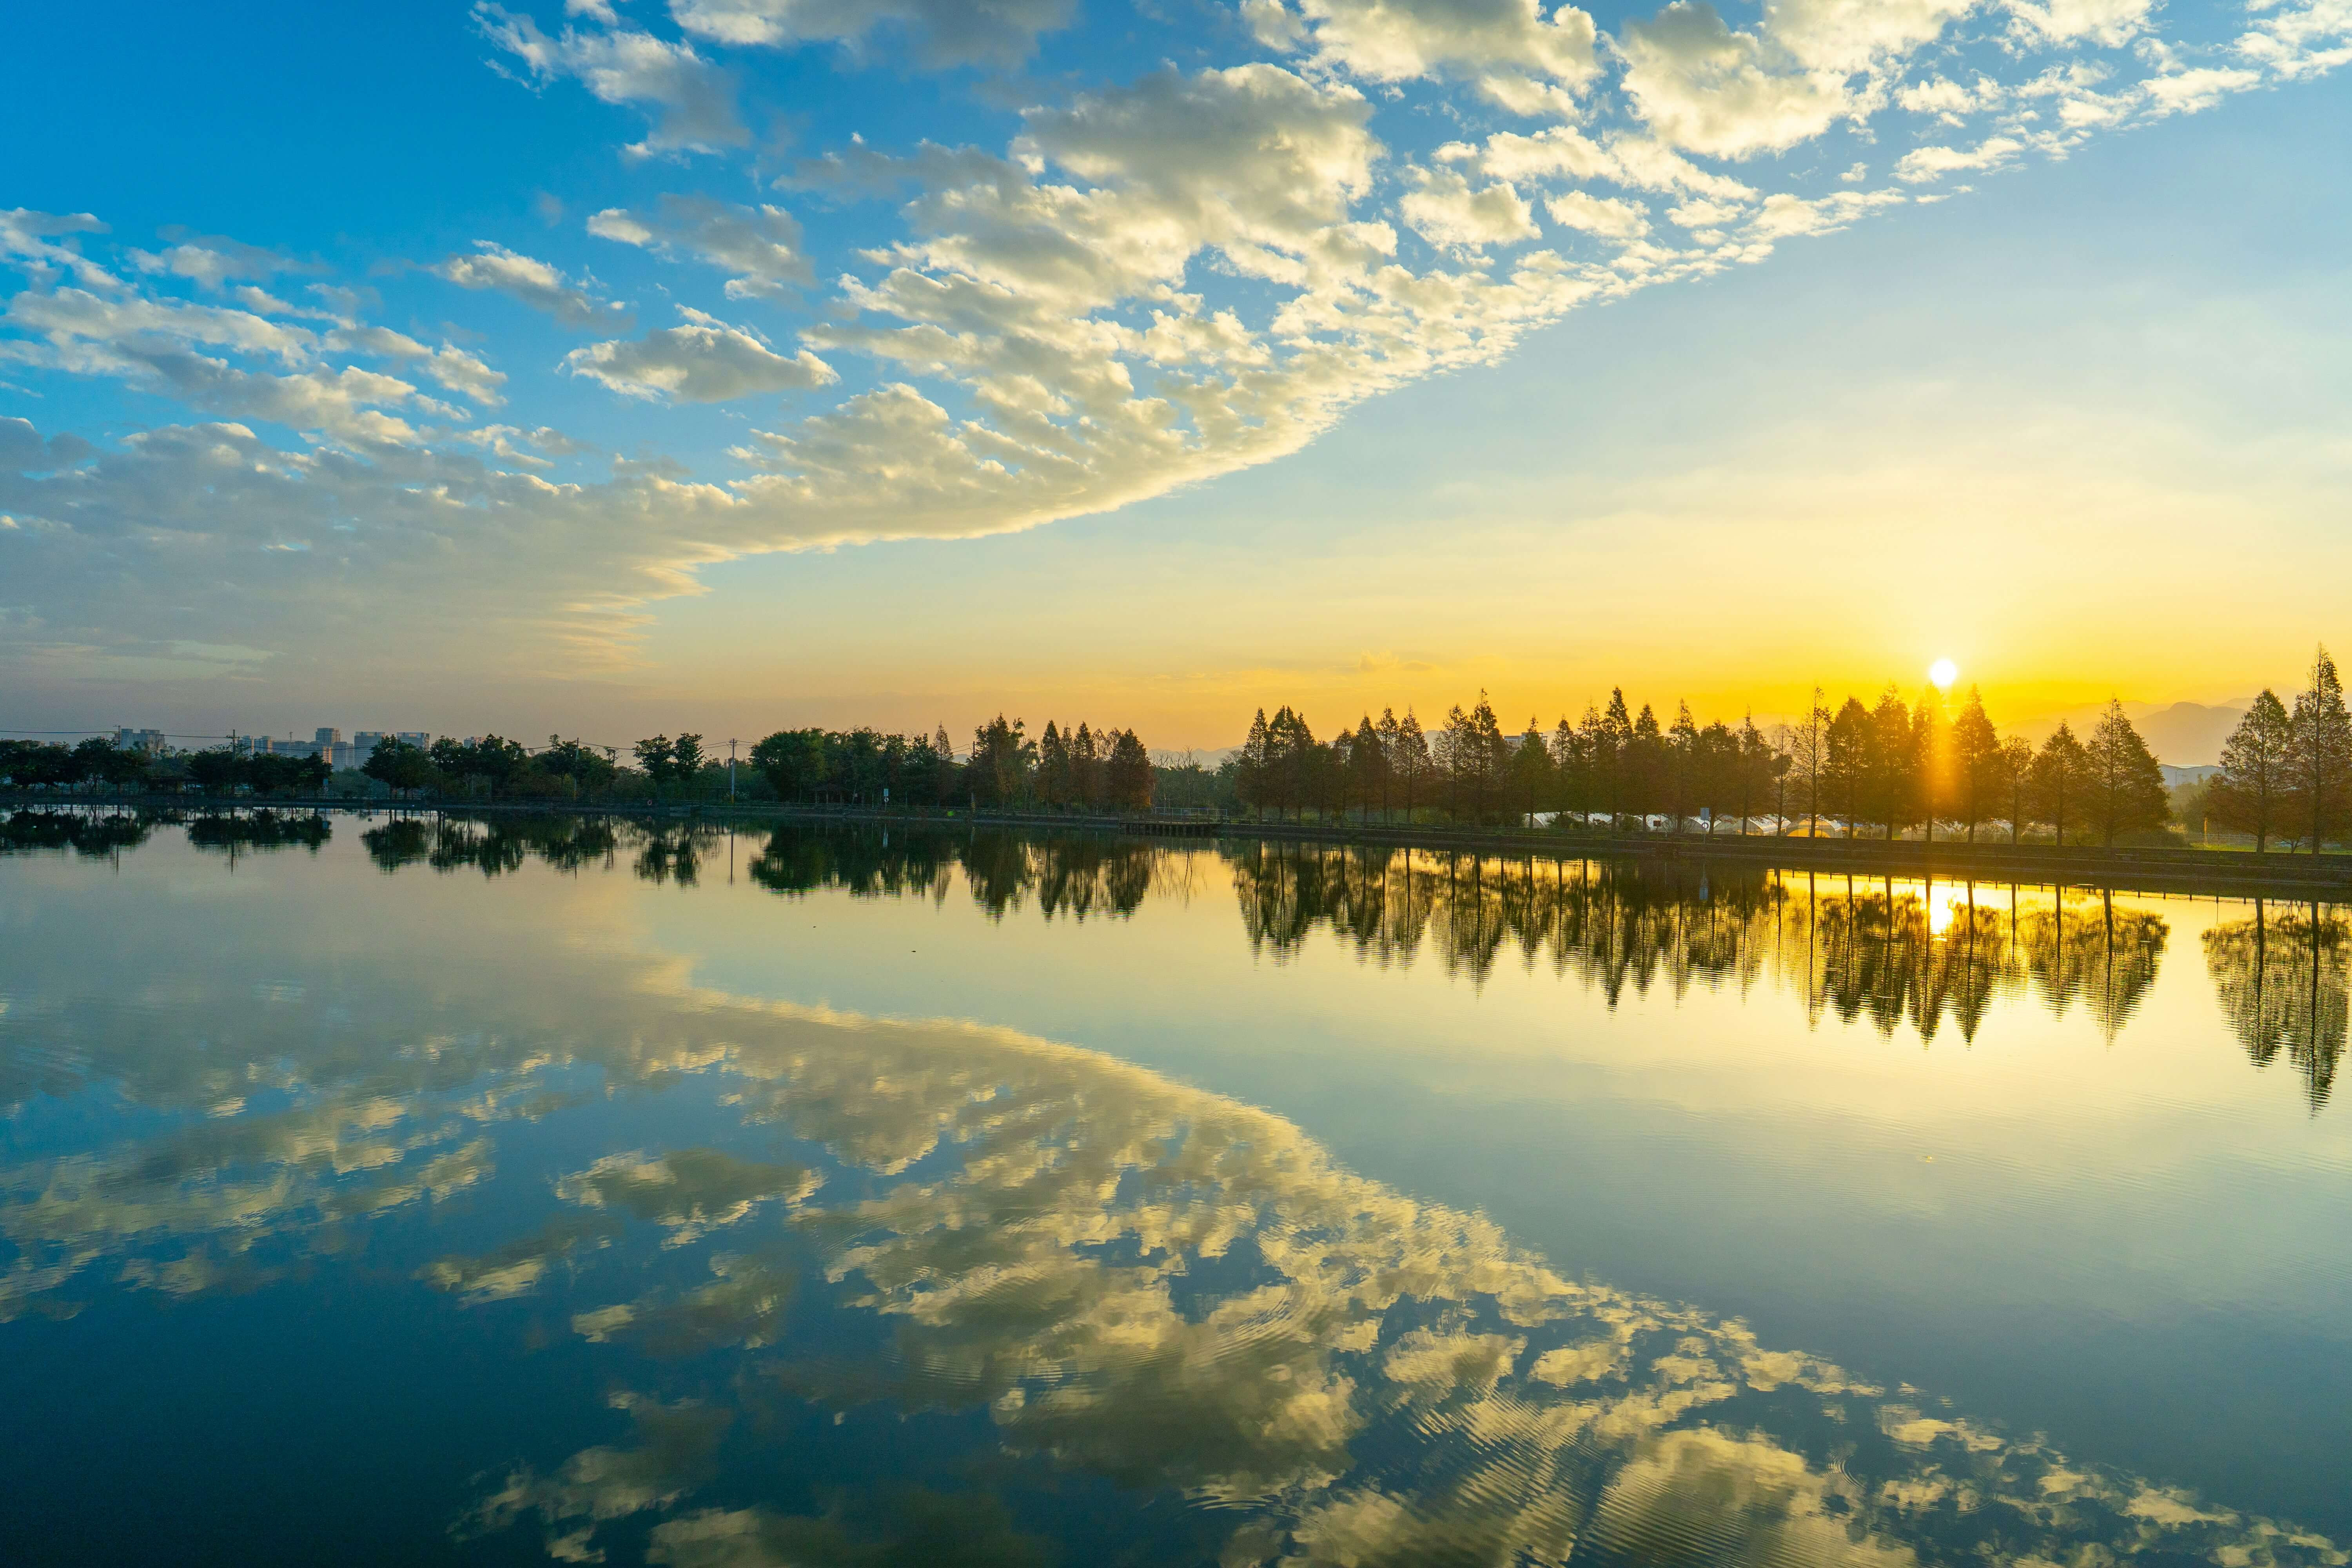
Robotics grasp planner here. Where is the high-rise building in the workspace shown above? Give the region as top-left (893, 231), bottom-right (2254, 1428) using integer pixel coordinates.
top-left (114, 728), bottom-right (167, 754)
top-left (314, 728), bottom-right (341, 748)
top-left (396, 732), bottom-right (430, 748)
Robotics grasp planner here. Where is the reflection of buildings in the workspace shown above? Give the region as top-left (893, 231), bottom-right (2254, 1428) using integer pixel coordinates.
top-left (2204, 902), bottom-right (2351, 1109)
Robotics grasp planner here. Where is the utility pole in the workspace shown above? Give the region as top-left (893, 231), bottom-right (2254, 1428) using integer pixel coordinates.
top-left (728, 738), bottom-right (737, 802)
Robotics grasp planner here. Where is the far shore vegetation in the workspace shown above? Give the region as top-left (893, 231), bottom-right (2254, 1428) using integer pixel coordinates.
top-left (6, 648), bottom-right (2350, 854)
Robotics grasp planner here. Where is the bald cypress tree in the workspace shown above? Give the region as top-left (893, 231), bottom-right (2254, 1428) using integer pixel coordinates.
top-left (1072, 721), bottom-right (1102, 810)
top-left (1666, 701), bottom-right (1700, 833)
top-left (2287, 647), bottom-right (2352, 854)
top-left (1868, 686), bottom-right (1914, 840)
top-left (2030, 723), bottom-right (2094, 845)
top-left (1350, 715), bottom-right (1387, 819)
top-left (2216, 689), bottom-right (2292, 851)
top-left (1237, 708), bottom-right (1272, 820)
top-left (1376, 708), bottom-right (1403, 821)
top-left (1949, 687), bottom-right (2000, 844)
top-left (1395, 710), bottom-right (1430, 823)
top-left (1105, 729), bottom-right (1152, 810)
top-left (1511, 718), bottom-right (1552, 824)
top-left (1038, 720), bottom-right (1071, 809)
top-left (2083, 699), bottom-right (2170, 846)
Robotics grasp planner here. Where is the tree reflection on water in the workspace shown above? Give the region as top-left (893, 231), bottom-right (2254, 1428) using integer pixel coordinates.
top-left (123, 811), bottom-right (2350, 1106)
top-left (2205, 902), bottom-right (2352, 1109)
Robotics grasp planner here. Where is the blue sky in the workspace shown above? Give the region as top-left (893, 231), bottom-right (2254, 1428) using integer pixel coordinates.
top-left (4, 0), bottom-right (2349, 749)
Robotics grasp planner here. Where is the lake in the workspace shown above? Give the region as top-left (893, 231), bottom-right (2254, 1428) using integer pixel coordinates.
top-left (4, 810), bottom-right (2349, 1566)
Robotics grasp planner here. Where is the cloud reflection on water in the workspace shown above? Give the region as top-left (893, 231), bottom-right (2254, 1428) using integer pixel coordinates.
top-left (2, 816), bottom-right (2345, 1564)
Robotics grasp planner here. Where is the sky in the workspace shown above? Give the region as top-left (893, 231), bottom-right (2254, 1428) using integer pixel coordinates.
top-left (3, 0), bottom-right (2349, 755)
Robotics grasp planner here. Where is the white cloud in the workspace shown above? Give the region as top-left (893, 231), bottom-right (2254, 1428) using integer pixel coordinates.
top-left (0, 209), bottom-right (119, 290)
top-left (432, 242), bottom-right (629, 328)
top-left (475, 6), bottom-right (746, 156)
top-left (1546, 189), bottom-right (1651, 238)
top-left (1894, 135), bottom-right (2023, 182)
top-left (1745, 187), bottom-right (1906, 238)
top-left (1617, 2), bottom-right (1858, 158)
top-left (1250, 0), bottom-right (1601, 96)
top-left (4, 0), bottom-right (2340, 679)
top-left (1400, 169), bottom-right (1542, 250)
top-left (1463, 126), bottom-right (1756, 200)
top-left (128, 238), bottom-right (304, 291)
top-left (667, 0), bottom-right (1076, 67)
top-left (2235, 0), bottom-right (2352, 80)
top-left (2006, 0), bottom-right (2154, 47)
top-left (1664, 196), bottom-right (1738, 228)
top-left (5, 285), bottom-right (316, 367)
top-left (1896, 75), bottom-right (1993, 116)
top-left (332, 326), bottom-right (508, 407)
top-left (563, 308), bottom-right (838, 401)
top-left (588, 195), bottom-right (813, 297)
top-left (1765, 0), bottom-right (1973, 74)
top-left (2141, 66), bottom-right (2265, 114)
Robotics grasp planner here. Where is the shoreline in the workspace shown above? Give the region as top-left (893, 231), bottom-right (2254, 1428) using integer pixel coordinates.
top-left (12, 792), bottom-right (2352, 900)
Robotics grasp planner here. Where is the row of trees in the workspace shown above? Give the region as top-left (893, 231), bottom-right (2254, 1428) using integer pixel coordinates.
top-left (2202, 650), bottom-right (2352, 853)
top-left (0, 738), bottom-right (156, 791)
top-left (749, 718), bottom-right (1152, 811)
top-left (0, 739), bottom-right (331, 799)
top-left (359, 736), bottom-right (618, 800)
top-left (1232, 684), bottom-right (2175, 846)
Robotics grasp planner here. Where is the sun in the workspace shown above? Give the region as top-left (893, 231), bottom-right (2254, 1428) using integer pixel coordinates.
top-left (1928, 658), bottom-right (1959, 690)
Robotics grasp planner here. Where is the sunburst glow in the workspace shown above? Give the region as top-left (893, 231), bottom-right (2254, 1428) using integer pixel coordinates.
top-left (1929, 659), bottom-right (1959, 690)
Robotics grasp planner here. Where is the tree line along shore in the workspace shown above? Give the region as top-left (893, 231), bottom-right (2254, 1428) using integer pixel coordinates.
top-left (5, 648), bottom-right (2347, 852)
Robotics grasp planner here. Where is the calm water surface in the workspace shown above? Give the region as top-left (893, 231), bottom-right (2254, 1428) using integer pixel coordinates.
top-left (4, 811), bottom-right (2350, 1566)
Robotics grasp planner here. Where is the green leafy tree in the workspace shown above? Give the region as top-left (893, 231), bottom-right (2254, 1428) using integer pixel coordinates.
top-left (633, 735), bottom-right (676, 800)
top-left (2083, 699), bottom-right (2171, 845)
top-left (433, 735), bottom-right (530, 799)
top-left (750, 730), bottom-right (825, 801)
top-left (671, 733), bottom-right (706, 798)
top-left (539, 737), bottom-right (617, 797)
top-left (965, 715), bottom-right (1033, 808)
top-left (186, 748), bottom-right (246, 796)
top-left (363, 739), bottom-right (442, 799)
